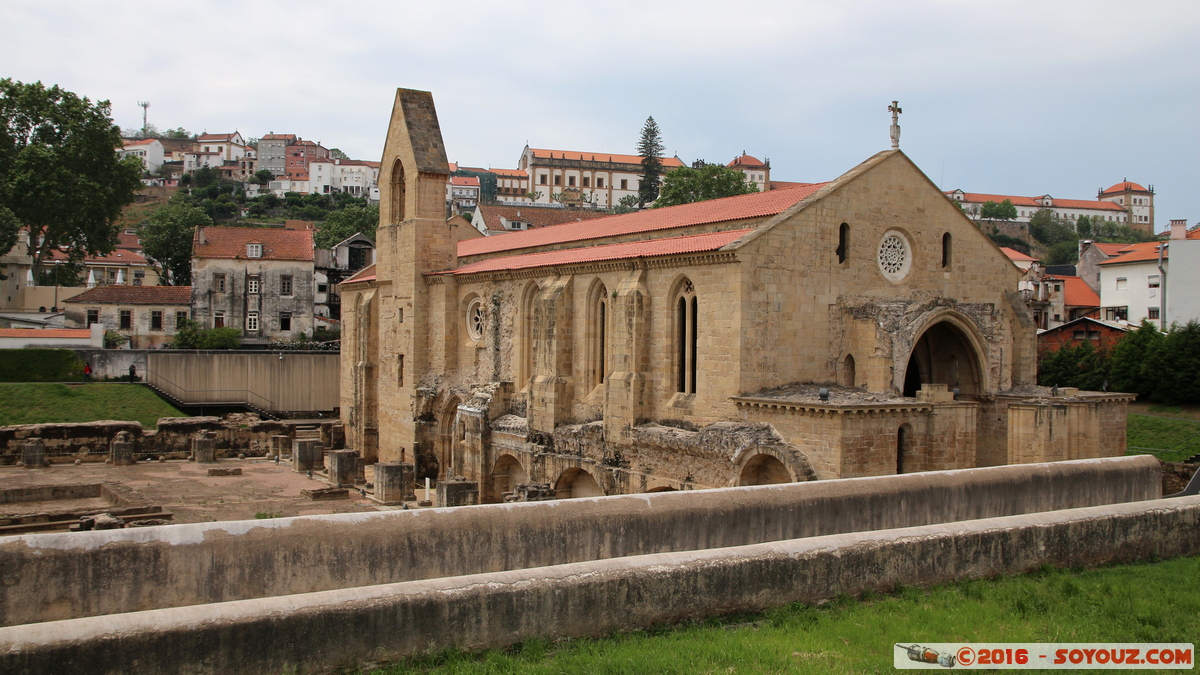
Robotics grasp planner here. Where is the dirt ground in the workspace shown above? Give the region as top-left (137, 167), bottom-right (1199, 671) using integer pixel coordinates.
top-left (0, 458), bottom-right (420, 524)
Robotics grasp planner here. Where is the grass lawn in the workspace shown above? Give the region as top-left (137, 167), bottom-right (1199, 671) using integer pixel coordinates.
top-left (368, 556), bottom-right (1200, 674)
top-left (0, 382), bottom-right (185, 428)
top-left (1126, 412), bottom-right (1200, 462)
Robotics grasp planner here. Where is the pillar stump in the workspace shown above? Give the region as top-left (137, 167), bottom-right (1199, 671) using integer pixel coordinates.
top-left (293, 439), bottom-right (320, 472)
top-left (270, 435), bottom-right (290, 459)
top-left (191, 436), bottom-right (216, 463)
top-left (327, 450), bottom-right (360, 486)
top-left (437, 479), bottom-right (479, 508)
top-left (374, 462), bottom-right (416, 505)
top-left (22, 440), bottom-right (46, 469)
top-left (110, 440), bottom-right (135, 466)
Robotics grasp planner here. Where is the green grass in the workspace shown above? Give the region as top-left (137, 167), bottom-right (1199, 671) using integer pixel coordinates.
top-left (1126, 413), bottom-right (1200, 461)
top-left (364, 556), bottom-right (1200, 674)
top-left (0, 382), bottom-right (185, 428)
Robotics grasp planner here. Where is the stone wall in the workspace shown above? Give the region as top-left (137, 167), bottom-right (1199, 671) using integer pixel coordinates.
top-left (0, 456), bottom-right (1159, 627)
top-left (2, 495), bottom-right (1197, 675)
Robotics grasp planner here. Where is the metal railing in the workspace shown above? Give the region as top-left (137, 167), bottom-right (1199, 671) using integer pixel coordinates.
top-left (144, 368), bottom-right (278, 413)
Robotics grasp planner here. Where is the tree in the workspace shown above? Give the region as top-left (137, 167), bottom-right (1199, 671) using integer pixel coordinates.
top-left (327, 147), bottom-right (350, 160)
top-left (253, 169), bottom-right (274, 184)
top-left (636, 116), bottom-right (664, 206)
top-left (314, 204), bottom-right (379, 249)
top-left (1029, 208), bottom-right (1076, 246)
top-left (192, 166), bottom-right (219, 188)
top-left (980, 199), bottom-right (1017, 221)
top-left (525, 191), bottom-right (543, 202)
top-left (0, 78), bottom-right (143, 280)
top-left (139, 202), bottom-right (211, 285)
top-left (172, 318), bottom-right (241, 349)
top-left (654, 163), bottom-right (758, 208)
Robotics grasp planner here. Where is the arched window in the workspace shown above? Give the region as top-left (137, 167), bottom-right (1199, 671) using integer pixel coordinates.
top-left (389, 159), bottom-right (405, 224)
top-left (841, 354), bottom-right (856, 388)
top-left (518, 283), bottom-right (538, 388)
top-left (589, 281), bottom-right (608, 388)
top-left (675, 278), bottom-right (698, 394)
top-left (897, 423), bottom-right (912, 474)
top-left (941, 232), bottom-right (952, 269)
top-left (837, 223), bottom-right (849, 264)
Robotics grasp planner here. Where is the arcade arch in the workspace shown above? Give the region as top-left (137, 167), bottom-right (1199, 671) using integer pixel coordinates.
top-left (488, 454), bottom-right (528, 503)
top-left (902, 317), bottom-right (985, 397)
top-left (738, 453), bottom-right (792, 486)
top-left (554, 467), bottom-right (604, 499)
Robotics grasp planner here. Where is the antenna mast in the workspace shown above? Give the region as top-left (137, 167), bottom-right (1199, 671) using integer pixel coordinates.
top-left (138, 101), bottom-right (150, 135)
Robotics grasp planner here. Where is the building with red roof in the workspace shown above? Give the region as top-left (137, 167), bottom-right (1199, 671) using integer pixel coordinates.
top-left (726, 153), bottom-right (770, 192)
top-left (517, 145), bottom-right (687, 209)
top-left (63, 285), bottom-right (192, 349)
top-left (468, 203), bottom-right (612, 236)
top-left (945, 180), bottom-right (1154, 235)
top-left (338, 88), bottom-right (1131, 500)
top-left (191, 225), bottom-right (316, 344)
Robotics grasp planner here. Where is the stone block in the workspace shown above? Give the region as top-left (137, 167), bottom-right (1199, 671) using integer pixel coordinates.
top-left (301, 487), bottom-right (349, 500)
top-left (292, 440), bottom-right (320, 472)
top-left (270, 435), bottom-right (291, 457)
top-left (374, 462), bottom-right (415, 505)
top-left (207, 467), bottom-right (242, 477)
top-left (21, 440), bottom-right (46, 469)
top-left (505, 482), bottom-right (556, 502)
top-left (437, 479), bottom-right (479, 508)
top-left (191, 437), bottom-right (215, 464)
top-left (327, 450), bottom-right (360, 486)
top-left (110, 441), bottom-right (135, 467)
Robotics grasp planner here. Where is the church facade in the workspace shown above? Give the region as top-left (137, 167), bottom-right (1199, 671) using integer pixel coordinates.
top-left (340, 89), bottom-right (1131, 502)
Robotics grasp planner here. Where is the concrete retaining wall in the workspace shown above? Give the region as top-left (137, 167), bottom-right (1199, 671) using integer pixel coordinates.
top-left (0, 456), bottom-right (1160, 627)
top-left (2, 495), bottom-right (1197, 675)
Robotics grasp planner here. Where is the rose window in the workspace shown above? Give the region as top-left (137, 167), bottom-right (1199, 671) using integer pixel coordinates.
top-left (877, 231), bottom-right (911, 282)
top-left (467, 300), bottom-right (485, 340)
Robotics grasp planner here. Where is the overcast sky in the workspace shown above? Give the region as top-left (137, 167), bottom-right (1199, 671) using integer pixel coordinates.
top-left (3, 1), bottom-right (1197, 227)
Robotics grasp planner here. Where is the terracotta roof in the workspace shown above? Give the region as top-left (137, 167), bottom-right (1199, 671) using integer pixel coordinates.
top-left (473, 205), bottom-right (610, 233)
top-left (459, 183), bottom-right (825, 258)
top-left (450, 176), bottom-right (480, 187)
top-left (769, 181), bottom-right (817, 191)
top-left (0, 328), bottom-right (91, 339)
top-left (948, 191), bottom-right (1124, 211)
top-left (63, 286), bottom-right (192, 305)
top-left (47, 248), bottom-right (148, 265)
top-left (1047, 198), bottom-right (1124, 211)
top-left (197, 133), bottom-right (237, 142)
top-left (341, 263), bottom-right (376, 285)
top-left (1000, 247), bottom-right (1036, 262)
top-left (727, 154), bottom-right (767, 169)
top-left (949, 192), bottom-right (1042, 207)
top-left (1101, 181), bottom-right (1148, 194)
top-left (1090, 242), bottom-right (1132, 256)
top-left (527, 148), bottom-right (685, 168)
top-left (194, 226), bottom-right (314, 262)
top-left (1098, 241), bottom-right (1167, 265)
top-left (1044, 275), bottom-right (1100, 308)
top-left (489, 168), bottom-right (528, 177)
top-left (447, 162), bottom-right (458, 172)
top-left (260, 134), bottom-right (297, 141)
top-left (122, 139), bottom-right (159, 147)
top-left (446, 229), bottom-right (752, 276)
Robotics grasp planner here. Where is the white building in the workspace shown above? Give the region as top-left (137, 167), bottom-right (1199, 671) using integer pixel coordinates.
top-left (517, 146), bottom-right (685, 208)
top-left (946, 189), bottom-right (1131, 227)
top-left (726, 153), bottom-right (770, 192)
top-left (195, 132), bottom-right (248, 162)
top-left (183, 151), bottom-right (224, 173)
top-left (1098, 241), bottom-right (1167, 325)
top-left (447, 176), bottom-right (480, 212)
top-left (309, 159), bottom-right (381, 197)
top-left (119, 139), bottom-right (164, 173)
top-left (1097, 181), bottom-right (1155, 233)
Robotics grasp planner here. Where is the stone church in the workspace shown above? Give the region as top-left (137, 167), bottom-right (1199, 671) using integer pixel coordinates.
top-left (340, 89), bottom-right (1131, 502)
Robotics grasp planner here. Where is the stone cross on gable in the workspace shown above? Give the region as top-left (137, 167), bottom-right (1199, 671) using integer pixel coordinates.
top-left (888, 101), bottom-right (902, 150)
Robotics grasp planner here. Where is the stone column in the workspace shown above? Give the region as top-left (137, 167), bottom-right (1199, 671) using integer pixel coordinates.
top-left (21, 440), bottom-right (46, 469)
top-left (110, 439), bottom-right (135, 466)
top-left (327, 450), bottom-right (359, 486)
top-left (437, 479), bottom-right (479, 507)
top-left (374, 462), bottom-right (415, 505)
top-left (292, 439), bottom-right (319, 472)
top-left (191, 434), bottom-right (216, 463)
top-left (270, 435), bottom-right (290, 459)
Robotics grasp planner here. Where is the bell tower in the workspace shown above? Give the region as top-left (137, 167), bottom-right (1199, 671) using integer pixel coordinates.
top-left (371, 89), bottom-right (454, 462)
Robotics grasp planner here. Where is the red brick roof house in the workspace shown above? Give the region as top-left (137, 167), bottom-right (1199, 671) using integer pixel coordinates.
top-left (63, 285), bottom-right (192, 349)
top-left (1037, 316), bottom-right (1129, 358)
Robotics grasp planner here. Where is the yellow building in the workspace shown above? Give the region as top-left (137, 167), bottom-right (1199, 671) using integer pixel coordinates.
top-left (341, 89), bottom-right (1131, 502)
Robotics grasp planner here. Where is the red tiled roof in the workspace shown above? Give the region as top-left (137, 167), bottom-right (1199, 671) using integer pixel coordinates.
top-left (194, 226), bottom-right (314, 261)
top-left (727, 154), bottom-right (767, 169)
top-left (260, 134), bottom-right (297, 140)
top-left (450, 176), bottom-right (480, 187)
top-left (458, 183), bottom-right (825, 258)
top-left (341, 263), bottom-right (376, 285)
top-left (0, 329), bottom-right (91, 339)
top-left (1048, 198), bottom-right (1124, 211)
top-left (1101, 181), bottom-right (1148, 195)
top-left (527, 148), bottom-right (685, 168)
top-left (1045, 275), bottom-right (1100, 308)
top-left (949, 192), bottom-right (1042, 207)
top-left (769, 181), bottom-right (817, 191)
top-left (1000, 247), bottom-right (1036, 262)
top-left (447, 162), bottom-right (458, 172)
top-left (446, 229), bottom-right (752, 276)
top-left (489, 168), bottom-right (528, 177)
top-left (197, 133), bottom-right (237, 142)
top-left (1098, 241), bottom-right (1167, 265)
top-left (1091, 242), bottom-right (1131, 256)
top-left (63, 286), bottom-right (192, 305)
top-left (948, 191), bottom-right (1124, 211)
top-left (474, 204), bottom-right (610, 233)
top-left (47, 248), bottom-right (148, 265)
top-left (123, 139), bottom-right (158, 147)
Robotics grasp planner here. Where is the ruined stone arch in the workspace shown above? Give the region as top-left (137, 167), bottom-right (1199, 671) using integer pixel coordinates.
top-left (732, 443), bottom-right (818, 486)
top-left (840, 353), bottom-right (857, 388)
top-left (897, 309), bottom-right (988, 397)
top-left (387, 158), bottom-right (406, 224)
top-left (487, 453), bottom-right (529, 503)
top-left (554, 466), bottom-right (604, 499)
top-left (585, 278), bottom-right (609, 390)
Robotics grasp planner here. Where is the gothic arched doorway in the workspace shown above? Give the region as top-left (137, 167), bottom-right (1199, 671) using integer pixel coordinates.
top-left (902, 319), bottom-right (984, 397)
top-left (738, 453), bottom-right (792, 486)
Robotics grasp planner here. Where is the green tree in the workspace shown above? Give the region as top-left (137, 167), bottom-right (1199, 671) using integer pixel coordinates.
top-left (1107, 321), bottom-right (1164, 397)
top-left (172, 318), bottom-right (241, 349)
top-left (139, 203), bottom-right (211, 285)
top-left (1045, 240), bottom-right (1079, 265)
top-left (162, 127), bottom-right (193, 140)
top-left (653, 163), bottom-right (758, 208)
top-left (327, 147), bottom-right (349, 160)
top-left (525, 191), bottom-right (543, 202)
top-left (980, 199), bottom-right (1018, 221)
top-left (253, 169), bottom-right (273, 184)
top-left (0, 78), bottom-right (143, 280)
top-left (1029, 209), bottom-right (1076, 246)
top-left (314, 204), bottom-right (379, 248)
top-left (192, 166), bottom-right (219, 188)
top-left (1038, 340), bottom-right (1110, 391)
top-left (636, 116), bottom-right (664, 207)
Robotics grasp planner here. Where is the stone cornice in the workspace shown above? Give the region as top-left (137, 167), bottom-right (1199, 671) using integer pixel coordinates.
top-left (440, 251), bottom-right (738, 284)
top-left (731, 396), bottom-right (934, 415)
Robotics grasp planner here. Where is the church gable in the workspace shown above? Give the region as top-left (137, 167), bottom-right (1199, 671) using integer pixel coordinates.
top-left (378, 89), bottom-right (450, 227)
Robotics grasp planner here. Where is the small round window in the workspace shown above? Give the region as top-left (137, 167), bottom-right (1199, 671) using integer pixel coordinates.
top-left (877, 230), bottom-right (912, 282)
top-left (466, 299), bottom-right (485, 341)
